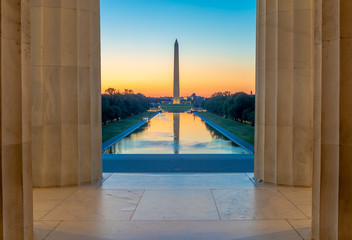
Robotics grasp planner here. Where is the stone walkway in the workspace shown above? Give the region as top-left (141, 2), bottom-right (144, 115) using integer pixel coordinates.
top-left (34, 173), bottom-right (312, 240)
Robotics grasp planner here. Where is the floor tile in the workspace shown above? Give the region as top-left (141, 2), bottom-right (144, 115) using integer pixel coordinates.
top-left (32, 173), bottom-right (313, 240)
top-left (45, 220), bottom-right (303, 240)
top-left (101, 173), bottom-right (254, 189)
top-left (42, 189), bottom-right (143, 220)
top-left (33, 188), bottom-right (77, 220)
top-left (34, 221), bottom-right (61, 240)
top-left (289, 220), bottom-right (312, 240)
top-left (213, 189), bottom-right (308, 220)
top-left (132, 189), bottom-right (219, 220)
top-left (280, 189), bottom-right (312, 218)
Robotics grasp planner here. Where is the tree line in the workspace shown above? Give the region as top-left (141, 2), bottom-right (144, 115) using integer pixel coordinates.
top-left (202, 92), bottom-right (255, 126)
top-left (102, 88), bottom-right (150, 124)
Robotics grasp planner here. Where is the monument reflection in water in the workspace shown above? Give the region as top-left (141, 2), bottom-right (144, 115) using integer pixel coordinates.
top-left (173, 113), bottom-right (180, 154)
top-left (104, 112), bottom-right (249, 154)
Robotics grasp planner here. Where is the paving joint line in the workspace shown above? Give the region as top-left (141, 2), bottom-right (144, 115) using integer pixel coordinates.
top-left (211, 190), bottom-right (222, 221)
top-left (286, 219), bottom-right (305, 240)
top-left (129, 189), bottom-right (145, 221)
top-left (244, 172), bottom-right (256, 185)
top-left (39, 189), bottom-right (79, 220)
top-left (96, 173), bottom-right (113, 188)
top-left (43, 220), bottom-right (63, 240)
top-left (278, 189), bottom-right (311, 219)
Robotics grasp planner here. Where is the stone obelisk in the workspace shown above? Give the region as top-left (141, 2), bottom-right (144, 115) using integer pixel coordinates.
top-left (173, 39), bottom-right (180, 104)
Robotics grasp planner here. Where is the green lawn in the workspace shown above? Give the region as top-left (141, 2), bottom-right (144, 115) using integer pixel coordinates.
top-left (102, 112), bottom-right (155, 142)
top-left (198, 112), bottom-right (255, 145)
top-left (160, 104), bottom-right (192, 112)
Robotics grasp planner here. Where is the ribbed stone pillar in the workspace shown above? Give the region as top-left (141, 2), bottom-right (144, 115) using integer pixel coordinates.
top-left (255, 0), bottom-right (314, 186)
top-left (312, 0), bottom-right (352, 239)
top-left (0, 0), bottom-right (33, 239)
top-left (31, 0), bottom-right (102, 187)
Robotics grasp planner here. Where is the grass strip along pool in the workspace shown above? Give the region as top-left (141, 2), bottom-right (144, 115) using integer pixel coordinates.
top-left (196, 112), bottom-right (254, 146)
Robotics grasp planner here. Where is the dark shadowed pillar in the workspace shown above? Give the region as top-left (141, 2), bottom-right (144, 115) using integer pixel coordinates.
top-left (0, 0), bottom-right (33, 239)
top-left (313, 0), bottom-right (352, 239)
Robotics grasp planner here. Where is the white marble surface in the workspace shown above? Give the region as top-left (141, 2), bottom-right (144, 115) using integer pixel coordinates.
top-left (132, 189), bottom-right (219, 220)
top-left (33, 188), bottom-right (78, 220)
top-left (41, 220), bottom-right (304, 240)
top-left (213, 189), bottom-right (308, 220)
top-left (42, 189), bottom-right (143, 221)
top-left (33, 173), bottom-right (312, 239)
top-left (34, 221), bottom-right (61, 240)
top-left (289, 220), bottom-right (312, 240)
top-left (279, 189), bottom-right (312, 218)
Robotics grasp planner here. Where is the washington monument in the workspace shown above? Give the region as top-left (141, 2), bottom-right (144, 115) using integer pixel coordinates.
top-left (173, 39), bottom-right (180, 104)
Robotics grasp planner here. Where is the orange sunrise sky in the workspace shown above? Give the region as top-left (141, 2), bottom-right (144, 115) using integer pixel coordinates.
top-left (101, 0), bottom-right (256, 97)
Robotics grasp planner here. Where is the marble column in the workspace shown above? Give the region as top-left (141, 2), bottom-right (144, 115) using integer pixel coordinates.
top-left (312, 0), bottom-right (352, 239)
top-left (255, 0), bottom-right (314, 186)
top-left (0, 0), bottom-right (33, 239)
top-left (31, 0), bottom-right (102, 187)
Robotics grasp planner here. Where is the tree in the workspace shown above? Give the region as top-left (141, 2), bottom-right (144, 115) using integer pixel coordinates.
top-left (105, 88), bottom-right (116, 95)
top-left (203, 91), bottom-right (255, 125)
top-left (101, 88), bottom-right (151, 124)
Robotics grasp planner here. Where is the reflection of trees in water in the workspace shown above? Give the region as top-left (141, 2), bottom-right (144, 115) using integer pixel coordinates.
top-left (204, 123), bottom-right (225, 139)
top-left (204, 124), bottom-right (238, 148)
top-left (103, 122), bottom-right (151, 154)
top-left (103, 148), bottom-right (111, 154)
top-left (126, 122), bottom-right (151, 140)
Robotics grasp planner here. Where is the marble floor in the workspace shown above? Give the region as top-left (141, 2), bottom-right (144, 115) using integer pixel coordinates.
top-left (34, 173), bottom-right (312, 240)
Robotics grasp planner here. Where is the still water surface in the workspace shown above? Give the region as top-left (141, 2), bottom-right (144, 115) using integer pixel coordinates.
top-left (104, 112), bottom-right (249, 154)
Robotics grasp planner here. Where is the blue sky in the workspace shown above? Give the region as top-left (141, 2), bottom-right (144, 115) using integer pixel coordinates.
top-left (101, 0), bottom-right (256, 97)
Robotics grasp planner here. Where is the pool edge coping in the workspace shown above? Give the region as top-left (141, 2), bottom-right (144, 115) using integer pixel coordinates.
top-left (193, 112), bottom-right (254, 154)
top-left (102, 154), bottom-right (254, 173)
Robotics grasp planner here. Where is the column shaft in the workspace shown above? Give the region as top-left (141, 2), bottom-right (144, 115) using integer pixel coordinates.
top-left (31, 0), bottom-right (102, 187)
top-left (0, 0), bottom-right (33, 239)
top-left (255, 0), bottom-right (314, 186)
top-left (312, 0), bottom-right (322, 237)
top-left (254, 0), bottom-right (265, 179)
top-left (313, 0), bottom-right (352, 238)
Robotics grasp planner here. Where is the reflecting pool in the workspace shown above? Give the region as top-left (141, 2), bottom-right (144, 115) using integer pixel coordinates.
top-left (103, 112), bottom-right (250, 154)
